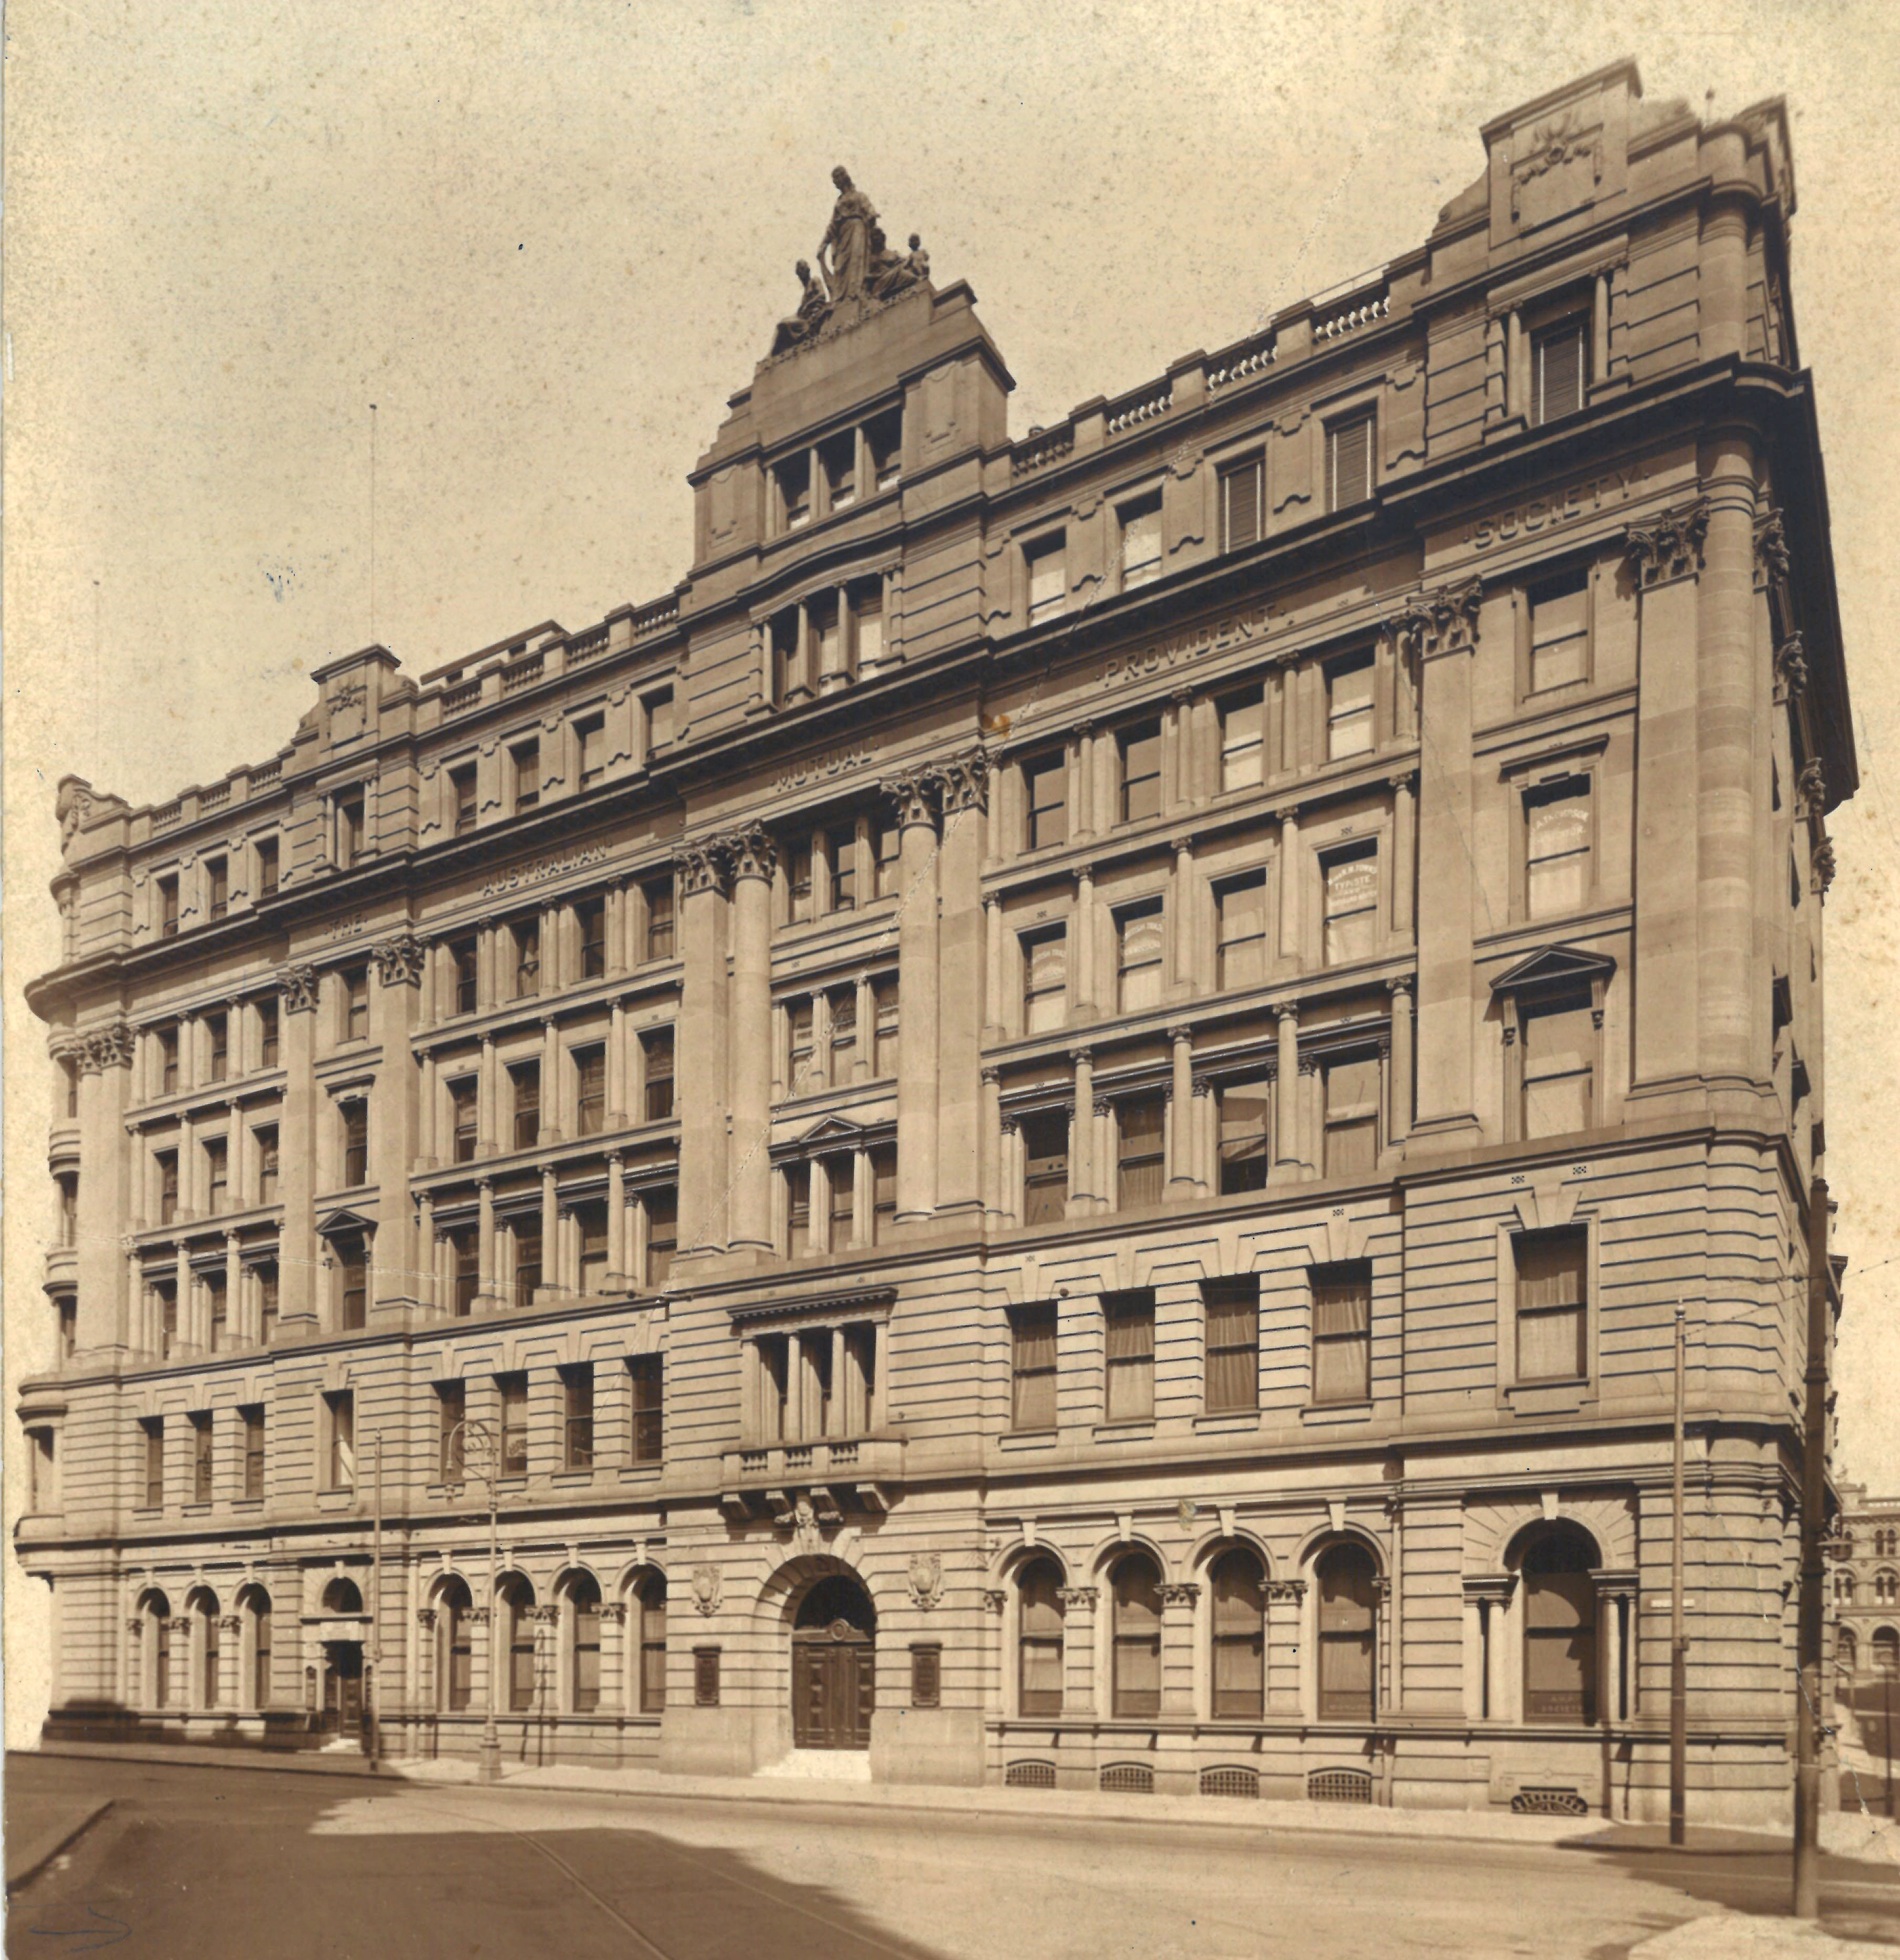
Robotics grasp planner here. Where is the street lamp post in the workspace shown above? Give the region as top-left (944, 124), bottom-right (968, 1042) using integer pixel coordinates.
top-left (446, 1417), bottom-right (503, 1785)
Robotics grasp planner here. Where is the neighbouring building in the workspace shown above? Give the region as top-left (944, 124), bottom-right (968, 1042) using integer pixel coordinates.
top-left (1830, 1483), bottom-right (1900, 1684)
top-left (18, 61), bottom-right (1856, 1822)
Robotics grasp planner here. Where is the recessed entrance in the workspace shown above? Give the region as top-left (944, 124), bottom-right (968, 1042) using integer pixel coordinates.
top-left (791, 1574), bottom-right (875, 1750)
top-left (321, 1641), bottom-right (365, 1735)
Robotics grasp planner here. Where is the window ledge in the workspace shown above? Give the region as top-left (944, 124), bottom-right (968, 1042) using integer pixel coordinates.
top-left (998, 1429), bottom-right (1057, 1452)
top-left (1093, 1420), bottom-right (1154, 1443)
top-left (231, 1498), bottom-right (265, 1513)
top-left (1192, 1411), bottom-right (1260, 1434)
top-left (1300, 1399), bottom-right (1372, 1424)
top-left (552, 1470), bottom-right (595, 1487)
top-left (621, 1462), bottom-right (664, 1480)
top-left (183, 1501), bottom-right (212, 1517)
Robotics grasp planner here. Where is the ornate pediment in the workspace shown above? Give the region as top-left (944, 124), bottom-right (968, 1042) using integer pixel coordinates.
top-left (1490, 944), bottom-right (1617, 995)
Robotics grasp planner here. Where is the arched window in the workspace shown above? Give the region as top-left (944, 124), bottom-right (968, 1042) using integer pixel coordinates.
top-left (570, 1574), bottom-right (602, 1713)
top-left (244, 1589), bottom-right (273, 1709)
top-left (1521, 1529), bottom-right (1599, 1724)
top-left (437, 1579), bottom-right (472, 1712)
top-left (1876, 1627), bottom-right (1900, 1677)
top-left (634, 1573), bottom-right (667, 1714)
top-left (1210, 1548), bottom-right (1266, 1719)
top-left (1316, 1543), bottom-right (1377, 1721)
top-left (1835, 1572), bottom-right (1856, 1604)
top-left (143, 1591), bottom-right (173, 1708)
top-left (193, 1591), bottom-right (221, 1708)
top-left (323, 1576), bottom-right (364, 1615)
top-left (504, 1578), bottom-right (536, 1712)
top-left (1017, 1559), bottom-right (1065, 1718)
top-left (1112, 1554), bottom-right (1163, 1718)
top-left (1839, 1628), bottom-right (1858, 1676)
top-left (1878, 1572), bottom-right (1898, 1607)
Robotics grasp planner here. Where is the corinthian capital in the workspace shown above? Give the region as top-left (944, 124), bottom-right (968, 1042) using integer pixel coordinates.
top-left (1384, 577), bottom-right (1482, 657)
top-left (277, 962), bottom-right (321, 1015)
top-left (371, 932), bottom-right (428, 988)
top-left (881, 765), bottom-right (941, 832)
top-left (674, 842), bottom-right (726, 898)
top-left (933, 747), bottom-right (992, 816)
top-left (719, 822), bottom-right (778, 883)
top-left (1624, 500), bottom-right (1709, 588)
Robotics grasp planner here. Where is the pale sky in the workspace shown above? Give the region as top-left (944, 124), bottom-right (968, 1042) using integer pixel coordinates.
top-left (7, 0), bottom-right (1899, 1735)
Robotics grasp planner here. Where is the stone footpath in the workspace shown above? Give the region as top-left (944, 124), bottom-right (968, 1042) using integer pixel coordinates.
top-left (5, 1792), bottom-right (114, 1894)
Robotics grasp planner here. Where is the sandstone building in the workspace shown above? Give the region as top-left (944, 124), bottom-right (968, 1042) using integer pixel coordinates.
top-left (19, 62), bottom-right (1855, 1821)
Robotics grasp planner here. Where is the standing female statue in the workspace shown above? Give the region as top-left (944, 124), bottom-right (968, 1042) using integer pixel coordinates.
top-left (818, 167), bottom-right (880, 305)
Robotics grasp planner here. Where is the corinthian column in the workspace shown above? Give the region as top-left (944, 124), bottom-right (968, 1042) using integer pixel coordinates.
top-left (674, 843), bottom-right (730, 1256)
top-left (935, 750), bottom-right (989, 1220)
top-left (724, 824), bottom-right (777, 1253)
top-left (884, 766), bottom-right (941, 1226)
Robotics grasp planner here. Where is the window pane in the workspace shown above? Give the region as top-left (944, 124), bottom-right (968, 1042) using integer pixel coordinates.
top-left (1324, 849), bottom-right (1379, 965)
top-left (1120, 726), bottom-right (1162, 822)
top-left (1216, 874), bottom-right (1266, 989)
top-left (1220, 692), bottom-right (1263, 790)
top-left (1223, 459), bottom-right (1261, 551)
top-left (1328, 658), bottom-right (1374, 759)
top-left (1028, 540), bottom-right (1065, 621)
top-left (1530, 577), bottom-right (1588, 691)
top-left (1024, 930), bottom-right (1067, 1032)
top-left (1328, 413), bottom-right (1372, 511)
top-left (1205, 1342), bottom-right (1256, 1414)
top-left (1518, 1304), bottom-right (1585, 1381)
top-left (1118, 907), bottom-right (1164, 1011)
top-left (1121, 499), bottom-right (1162, 588)
top-left (1516, 1230), bottom-right (1585, 1310)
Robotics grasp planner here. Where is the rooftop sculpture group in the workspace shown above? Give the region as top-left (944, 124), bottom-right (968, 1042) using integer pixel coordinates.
top-left (771, 167), bottom-right (929, 357)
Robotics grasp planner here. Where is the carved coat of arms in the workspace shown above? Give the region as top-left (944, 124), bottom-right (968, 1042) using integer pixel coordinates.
top-left (906, 1552), bottom-right (943, 1611)
top-left (690, 1564), bottom-right (722, 1616)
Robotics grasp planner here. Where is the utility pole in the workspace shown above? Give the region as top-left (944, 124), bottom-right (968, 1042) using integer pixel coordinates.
top-left (367, 1432), bottom-right (384, 1768)
top-left (1669, 1302), bottom-right (1689, 1845)
top-left (1793, 1173), bottom-right (1831, 1919)
top-left (446, 1418), bottom-right (503, 1785)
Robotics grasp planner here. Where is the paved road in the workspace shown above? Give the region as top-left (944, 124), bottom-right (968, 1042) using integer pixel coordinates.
top-left (8, 1754), bottom-right (1900, 1958)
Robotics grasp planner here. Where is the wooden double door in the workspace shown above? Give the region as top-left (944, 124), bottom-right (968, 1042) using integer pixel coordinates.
top-left (791, 1575), bottom-right (876, 1750)
top-left (322, 1642), bottom-right (365, 1734)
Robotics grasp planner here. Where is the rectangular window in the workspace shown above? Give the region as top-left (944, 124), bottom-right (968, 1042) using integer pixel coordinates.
top-left (341, 1100), bottom-right (368, 1187)
top-left (1119, 493), bottom-right (1163, 590)
top-left (562, 1364), bottom-right (594, 1469)
top-left (785, 1162), bottom-right (811, 1257)
top-left (576, 1201), bottom-right (608, 1293)
top-left (451, 1229), bottom-right (478, 1316)
top-left (1529, 571), bottom-right (1589, 692)
top-left (338, 1234), bottom-right (368, 1328)
top-left (1204, 1278), bottom-right (1259, 1414)
top-left (645, 689), bottom-right (675, 751)
top-left (510, 1062), bottom-right (540, 1150)
top-left (259, 999), bottom-right (279, 1069)
top-left (643, 877), bottom-right (675, 961)
top-left (644, 1188), bottom-right (677, 1290)
top-left (819, 428), bottom-right (856, 512)
top-left (1312, 1262), bottom-right (1372, 1404)
top-left (205, 1136), bottom-right (229, 1214)
top-left (61, 1057), bottom-right (79, 1121)
top-left (770, 611), bottom-right (803, 706)
top-left (1326, 652), bottom-right (1375, 759)
top-left (1020, 1109), bottom-right (1069, 1227)
top-left (826, 825), bottom-right (858, 912)
top-left (57, 1175), bottom-right (77, 1247)
top-left (576, 716), bottom-right (605, 788)
top-left (1525, 776), bottom-right (1591, 918)
top-left (1116, 899), bottom-right (1164, 1012)
top-left (450, 1078), bottom-right (478, 1164)
top-left (1222, 453), bottom-right (1263, 551)
top-left (788, 997), bottom-right (815, 1088)
top-left (642, 1027), bottom-right (675, 1122)
top-left (851, 581), bottom-right (884, 670)
top-left (510, 744), bottom-right (537, 815)
top-left (874, 821), bottom-right (902, 899)
top-left (1103, 1291), bottom-right (1156, 1422)
top-left (159, 1025), bottom-right (180, 1094)
top-left (58, 1297), bottom-right (76, 1361)
top-left (574, 1045), bottom-right (606, 1136)
top-left (1322, 1053), bottom-right (1380, 1178)
top-left (191, 1411), bottom-right (214, 1502)
top-left (255, 1125), bottom-right (280, 1205)
top-left (777, 451), bottom-right (811, 530)
top-left (208, 1012), bottom-right (229, 1082)
top-left (497, 1373), bottom-right (529, 1475)
top-left (1026, 533), bottom-right (1066, 624)
top-left (576, 897), bottom-right (606, 979)
top-left (1024, 752), bottom-right (1068, 851)
top-left (1010, 1303), bottom-right (1058, 1430)
top-left (158, 1150), bottom-right (179, 1226)
top-left (159, 874), bottom-right (180, 938)
top-left (334, 791), bottom-right (366, 868)
top-left (257, 1262), bottom-right (279, 1344)
top-left (1219, 689), bottom-right (1264, 791)
top-left (326, 1390), bottom-right (356, 1489)
top-left (873, 975), bottom-right (900, 1076)
top-left (788, 841), bottom-right (814, 923)
top-left (255, 837), bottom-right (280, 898)
top-left (1119, 721), bottom-right (1162, 824)
top-left (512, 919), bottom-right (541, 999)
top-left (870, 1145), bottom-right (897, 1244)
top-left (1215, 872), bottom-right (1267, 990)
top-left (867, 405), bottom-right (903, 490)
top-left (1533, 317), bottom-right (1586, 425)
top-left (344, 966), bottom-right (370, 1042)
top-left (1326, 409), bottom-right (1374, 512)
top-left (450, 938), bottom-right (478, 1015)
top-left (629, 1354), bottom-right (664, 1463)
top-left (206, 857), bottom-right (229, 921)
top-left (1522, 992), bottom-right (1595, 1139)
top-left (1117, 1095), bottom-right (1165, 1209)
top-left (1515, 1227), bottom-right (1587, 1382)
top-left (157, 1279), bottom-right (179, 1356)
top-left (511, 1217), bottom-right (542, 1306)
top-left (437, 1382), bottom-right (466, 1480)
top-left (826, 1153), bottom-right (855, 1250)
top-left (1217, 1075), bottom-right (1273, 1194)
top-left (241, 1406), bottom-right (265, 1500)
top-left (828, 986), bottom-right (857, 1075)
top-left (451, 764), bottom-right (478, 836)
top-left (1322, 842), bottom-right (1379, 966)
top-left (1021, 925), bottom-right (1067, 1033)
top-left (142, 1418), bottom-right (164, 1508)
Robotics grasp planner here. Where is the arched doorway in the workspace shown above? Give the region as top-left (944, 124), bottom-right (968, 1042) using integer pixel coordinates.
top-left (791, 1573), bottom-right (875, 1750)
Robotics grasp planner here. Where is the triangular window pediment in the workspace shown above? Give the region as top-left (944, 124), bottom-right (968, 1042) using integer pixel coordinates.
top-left (1490, 943), bottom-right (1616, 995)
top-left (317, 1207), bottom-right (376, 1239)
